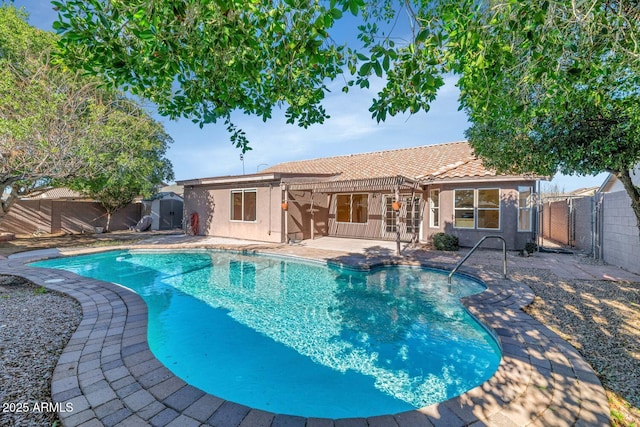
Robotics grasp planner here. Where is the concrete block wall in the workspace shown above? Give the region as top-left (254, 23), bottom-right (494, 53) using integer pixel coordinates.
top-left (601, 191), bottom-right (640, 274)
top-left (541, 200), bottom-right (569, 245)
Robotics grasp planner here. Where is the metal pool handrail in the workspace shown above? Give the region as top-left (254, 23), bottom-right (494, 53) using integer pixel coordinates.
top-left (447, 235), bottom-right (507, 291)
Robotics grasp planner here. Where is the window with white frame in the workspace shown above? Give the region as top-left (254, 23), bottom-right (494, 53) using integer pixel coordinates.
top-left (477, 189), bottom-right (500, 229)
top-left (231, 189), bottom-right (257, 222)
top-left (384, 196), bottom-right (396, 232)
top-left (454, 188), bottom-right (500, 229)
top-left (454, 189), bottom-right (475, 228)
top-left (405, 197), bottom-right (421, 234)
top-left (384, 196), bottom-right (421, 233)
top-left (518, 186), bottom-right (533, 231)
top-left (429, 189), bottom-right (440, 228)
top-left (336, 194), bottom-right (368, 223)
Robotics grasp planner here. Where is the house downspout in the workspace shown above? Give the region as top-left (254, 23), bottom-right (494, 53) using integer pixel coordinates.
top-left (281, 183), bottom-right (288, 243)
top-left (310, 190), bottom-right (315, 240)
top-left (268, 184), bottom-right (272, 236)
top-left (594, 192), bottom-right (603, 260)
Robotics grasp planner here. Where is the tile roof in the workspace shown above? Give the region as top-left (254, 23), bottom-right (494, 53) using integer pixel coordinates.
top-left (261, 141), bottom-right (498, 181)
top-left (22, 188), bottom-right (86, 200)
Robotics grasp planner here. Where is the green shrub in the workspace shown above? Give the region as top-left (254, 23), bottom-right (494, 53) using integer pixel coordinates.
top-left (432, 233), bottom-right (459, 251)
top-left (525, 242), bottom-right (538, 253)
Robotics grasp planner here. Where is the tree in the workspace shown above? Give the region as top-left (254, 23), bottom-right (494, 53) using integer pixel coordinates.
top-left (0, 5), bottom-right (173, 224)
top-left (357, 1), bottom-right (640, 234)
top-left (67, 98), bottom-right (174, 231)
top-left (52, 0), bottom-right (363, 152)
top-left (53, 1), bottom-right (640, 234)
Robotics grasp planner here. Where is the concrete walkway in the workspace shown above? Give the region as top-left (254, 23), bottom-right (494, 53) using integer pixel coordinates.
top-left (3, 235), bottom-right (625, 427)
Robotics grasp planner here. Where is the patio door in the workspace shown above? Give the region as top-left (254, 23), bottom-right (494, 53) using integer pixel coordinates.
top-left (382, 196), bottom-right (421, 241)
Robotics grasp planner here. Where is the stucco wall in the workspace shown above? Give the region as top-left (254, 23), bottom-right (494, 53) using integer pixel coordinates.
top-left (601, 191), bottom-right (640, 274)
top-left (184, 182), bottom-right (283, 243)
top-left (286, 190), bottom-right (330, 241)
top-left (422, 181), bottom-right (537, 251)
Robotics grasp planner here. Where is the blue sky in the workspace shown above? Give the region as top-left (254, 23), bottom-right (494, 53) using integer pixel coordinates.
top-left (9, 0), bottom-right (607, 191)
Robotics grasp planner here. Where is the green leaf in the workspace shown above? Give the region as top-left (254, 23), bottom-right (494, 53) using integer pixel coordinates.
top-left (372, 60), bottom-right (382, 77)
top-left (330, 8), bottom-right (343, 19)
top-left (359, 62), bottom-right (372, 76)
top-left (137, 30), bottom-right (155, 40)
top-left (349, 1), bottom-right (359, 16)
top-left (382, 54), bottom-right (390, 71)
top-left (416, 29), bottom-right (429, 43)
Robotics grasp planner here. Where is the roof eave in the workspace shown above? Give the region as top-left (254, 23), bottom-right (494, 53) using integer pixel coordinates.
top-left (178, 172), bottom-right (339, 187)
top-left (422, 175), bottom-right (542, 185)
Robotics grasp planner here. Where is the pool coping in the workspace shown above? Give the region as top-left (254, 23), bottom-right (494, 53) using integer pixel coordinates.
top-left (3, 244), bottom-right (610, 427)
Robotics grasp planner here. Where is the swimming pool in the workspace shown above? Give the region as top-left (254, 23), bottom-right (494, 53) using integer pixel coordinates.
top-left (33, 250), bottom-right (501, 418)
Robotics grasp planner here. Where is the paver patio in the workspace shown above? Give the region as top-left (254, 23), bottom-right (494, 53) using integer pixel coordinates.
top-left (2, 234), bottom-right (624, 426)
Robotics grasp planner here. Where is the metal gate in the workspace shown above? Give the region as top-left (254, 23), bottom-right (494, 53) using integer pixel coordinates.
top-left (538, 195), bottom-right (595, 253)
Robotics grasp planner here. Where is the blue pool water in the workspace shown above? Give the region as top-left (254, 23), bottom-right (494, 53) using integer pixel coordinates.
top-left (32, 250), bottom-right (501, 418)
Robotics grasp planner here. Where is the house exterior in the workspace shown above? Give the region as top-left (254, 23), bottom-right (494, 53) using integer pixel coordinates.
top-left (178, 141), bottom-right (539, 250)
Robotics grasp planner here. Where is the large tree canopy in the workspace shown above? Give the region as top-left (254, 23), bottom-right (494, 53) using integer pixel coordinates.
top-left (53, 0), bottom-right (364, 152)
top-left (0, 5), bottom-right (173, 222)
top-left (53, 0), bottom-right (640, 231)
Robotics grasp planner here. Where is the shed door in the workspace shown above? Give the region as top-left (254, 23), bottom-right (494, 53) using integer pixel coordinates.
top-left (159, 199), bottom-right (183, 230)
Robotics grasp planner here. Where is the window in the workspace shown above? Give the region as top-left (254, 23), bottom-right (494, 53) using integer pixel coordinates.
top-left (518, 186), bottom-right (533, 231)
top-left (336, 194), bottom-right (368, 223)
top-left (429, 189), bottom-right (440, 228)
top-left (454, 188), bottom-right (500, 229)
top-left (384, 196), bottom-right (421, 233)
top-left (454, 189), bottom-right (475, 228)
top-left (231, 189), bottom-right (256, 222)
top-left (477, 189), bottom-right (500, 229)
top-left (405, 197), bottom-right (421, 234)
top-left (384, 197), bottom-right (396, 232)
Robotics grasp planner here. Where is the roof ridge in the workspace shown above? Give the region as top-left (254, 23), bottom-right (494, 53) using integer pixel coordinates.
top-left (269, 140), bottom-right (469, 167)
top-left (418, 156), bottom-right (476, 179)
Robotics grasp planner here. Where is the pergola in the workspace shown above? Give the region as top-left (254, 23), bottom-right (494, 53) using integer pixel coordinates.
top-left (282, 175), bottom-right (422, 255)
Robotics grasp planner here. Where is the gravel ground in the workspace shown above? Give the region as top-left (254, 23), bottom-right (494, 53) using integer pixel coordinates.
top-left (0, 276), bottom-right (81, 427)
top-left (514, 264), bottom-right (640, 426)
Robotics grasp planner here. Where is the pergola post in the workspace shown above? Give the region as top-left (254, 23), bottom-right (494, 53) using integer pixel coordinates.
top-left (395, 185), bottom-right (401, 256)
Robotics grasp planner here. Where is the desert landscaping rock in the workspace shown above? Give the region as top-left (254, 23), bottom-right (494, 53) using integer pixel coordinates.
top-left (0, 275), bottom-right (81, 427)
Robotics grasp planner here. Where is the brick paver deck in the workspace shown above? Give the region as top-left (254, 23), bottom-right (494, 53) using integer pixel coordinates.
top-left (1, 239), bottom-right (612, 427)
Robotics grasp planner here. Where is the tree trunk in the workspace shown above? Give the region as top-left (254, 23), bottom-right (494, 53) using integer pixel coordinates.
top-left (0, 185), bottom-right (19, 224)
top-left (616, 168), bottom-right (640, 236)
top-left (105, 212), bottom-right (112, 232)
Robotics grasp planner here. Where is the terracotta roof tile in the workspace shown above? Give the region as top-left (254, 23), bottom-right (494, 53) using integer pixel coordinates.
top-left (261, 141), bottom-right (496, 181)
top-left (22, 188), bottom-right (86, 200)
